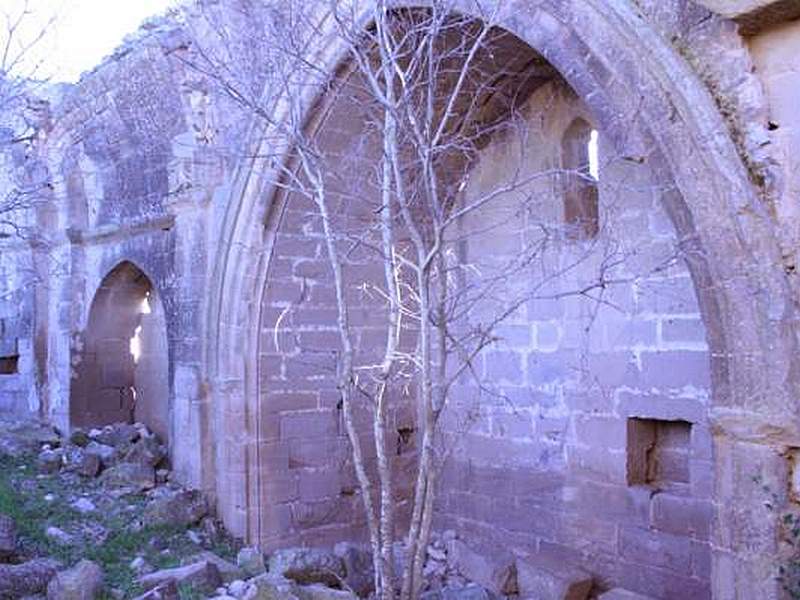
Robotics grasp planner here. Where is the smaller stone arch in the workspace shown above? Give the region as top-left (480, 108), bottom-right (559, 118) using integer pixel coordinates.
top-left (70, 261), bottom-right (170, 444)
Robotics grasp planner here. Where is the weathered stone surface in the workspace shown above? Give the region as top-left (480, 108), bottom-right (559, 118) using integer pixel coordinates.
top-left (293, 584), bottom-right (359, 600)
top-left (422, 584), bottom-right (493, 600)
top-left (244, 574), bottom-right (300, 600)
top-left (0, 513), bottom-right (16, 560)
top-left (123, 436), bottom-right (166, 469)
top-left (0, 559), bottom-right (60, 597)
top-left (515, 557), bottom-right (592, 600)
top-left (143, 489), bottom-right (207, 527)
top-left (84, 442), bottom-right (117, 467)
top-left (46, 560), bottom-right (104, 600)
top-left (237, 547), bottom-right (267, 578)
top-left (181, 551), bottom-right (243, 583)
top-left (130, 580), bottom-right (179, 600)
top-left (69, 429), bottom-right (90, 448)
top-left (693, 0), bottom-right (800, 32)
top-left (139, 561), bottom-right (222, 593)
top-left (37, 449), bottom-right (63, 474)
top-left (100, 462), bottom-right (155, 491)
top-left (64, 447), bottom-right (101, 478)
top-left (269, 548), bottom-right (346, 587)
top-left (445, 540), bottom-right (516, 595)
top-left (333, 542), bottom-right (373, 597)
top-left (93, 423), bottom-right (139, 449)
top-left (598, 589), bottom-right (654, 600)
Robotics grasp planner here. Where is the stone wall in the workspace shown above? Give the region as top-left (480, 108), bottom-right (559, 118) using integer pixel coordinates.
top-left (0, 1), bottom-right (799, 599)
top-left (437, 81), bottom-right (712, 599)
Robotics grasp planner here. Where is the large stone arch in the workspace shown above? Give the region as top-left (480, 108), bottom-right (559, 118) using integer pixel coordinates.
top-left (206, 1), bottom-right (799, 597)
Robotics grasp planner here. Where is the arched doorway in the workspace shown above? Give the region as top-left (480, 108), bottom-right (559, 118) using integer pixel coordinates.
top-left (70, 261), bottom-right (170, 444)
top-left (205, 2), bottom-right (798, 598)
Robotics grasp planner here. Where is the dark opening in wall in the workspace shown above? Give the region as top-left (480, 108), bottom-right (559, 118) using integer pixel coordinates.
top-left (561, 118), bottom-right (599, 239)
top-left (627, 418), bottom-right (692, 490)
top-left (0, 355), bottom-right (19, 375)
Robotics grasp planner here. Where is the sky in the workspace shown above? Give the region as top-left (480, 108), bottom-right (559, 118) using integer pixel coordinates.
top-left (4, 0), bottom-right (175, 82)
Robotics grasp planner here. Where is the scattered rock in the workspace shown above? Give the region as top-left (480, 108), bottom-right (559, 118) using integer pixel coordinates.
top-left (294, 585), bottom-right (358, 600)
top-left (84, 442), bottom-right (117, 468)
top-left (123, 436), bottom-right (166, 469)
top-left (130, 556), bottom-right (154, 576)
top-left (333, 542), bottom-right (373, 597)
top-left (0, 558), bottom-right (61, 597)
top-left (237, 547), bottom-right (267, 578)
top-left (228, 580), bottom-right (248, 598)
top-left (38, 449), bottom-right (63, 474)
top-left (0, 513), bottom-right (17, 561)
top-left (100, 462), bottom-right (155, 491)
top-left (270, 548), bottom-right (346, 588)
top-left (46, 559), bottom-right (104, 600)
top-left (515, 556), bottom-right (592, 600)
top-left (143, 489), bottom-right (208, 528)
top-left (64, 447), bottom-right (101, 478)
top-left (93, 423), bottom-right (139, 449)
top-left (244, 574), bottom-right (299, 600)
top-left (130, 580), bottom-right (179, 600)
top-left (45, 526), bottom-right (73, 546)
top-left (69, 429), bottom-right (91, 448)
top-left (139, 561), bottom-right (223, 594)
top-left (71, 498), bottom-right (96, 514)
top-left (182, 551), bottom-right (244, 583)
top-left (422, 584), bottom-right (494, 600)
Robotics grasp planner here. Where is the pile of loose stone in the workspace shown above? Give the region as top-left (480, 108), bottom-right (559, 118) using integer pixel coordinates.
top-left (0, 420), bottom-right (501, 600)
top-left (0, 419), bottom-right (641, 600)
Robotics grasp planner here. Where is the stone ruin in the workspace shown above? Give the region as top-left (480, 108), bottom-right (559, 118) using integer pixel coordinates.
top-left (1, 0), bottom-right (800, 598)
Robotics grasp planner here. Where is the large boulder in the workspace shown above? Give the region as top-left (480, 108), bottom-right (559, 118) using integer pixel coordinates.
top-left (0, 513), bottom-right (16, 561)
top-left (515, 556), bottom-right (592, 600)
top-left (46, 559), bottom-right (104, 600)
top-left (181, 551), bottom-right (244, 583)
top-left (333, 542), bottom-right (373, 597)
top-left (100, 462), bottom-right (155, 491)
top-left (446, 540), bottom-right (517, 595)
top-left (0, 558), bottom-right (60, 597)
top-left (269, 548), bottom-right (346, 588)
top-left (143, 489), bottom-right (207, 528)
top-left (138, 561), bottom-right (222, 594)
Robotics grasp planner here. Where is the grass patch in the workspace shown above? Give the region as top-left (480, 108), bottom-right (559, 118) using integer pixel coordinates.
top-left (0, 452), bottom-right (240, 599)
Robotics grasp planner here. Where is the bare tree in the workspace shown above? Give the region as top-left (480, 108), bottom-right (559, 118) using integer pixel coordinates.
top-left (186, 2), bottom-right (676, 599)
top-left (0, 0), bottom-right (57, 242)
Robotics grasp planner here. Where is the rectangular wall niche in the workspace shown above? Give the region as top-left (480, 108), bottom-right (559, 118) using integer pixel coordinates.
top-left (0, 355), bottom-right (19, 375)
top-left (627, 418), bottom-right (692, 489)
